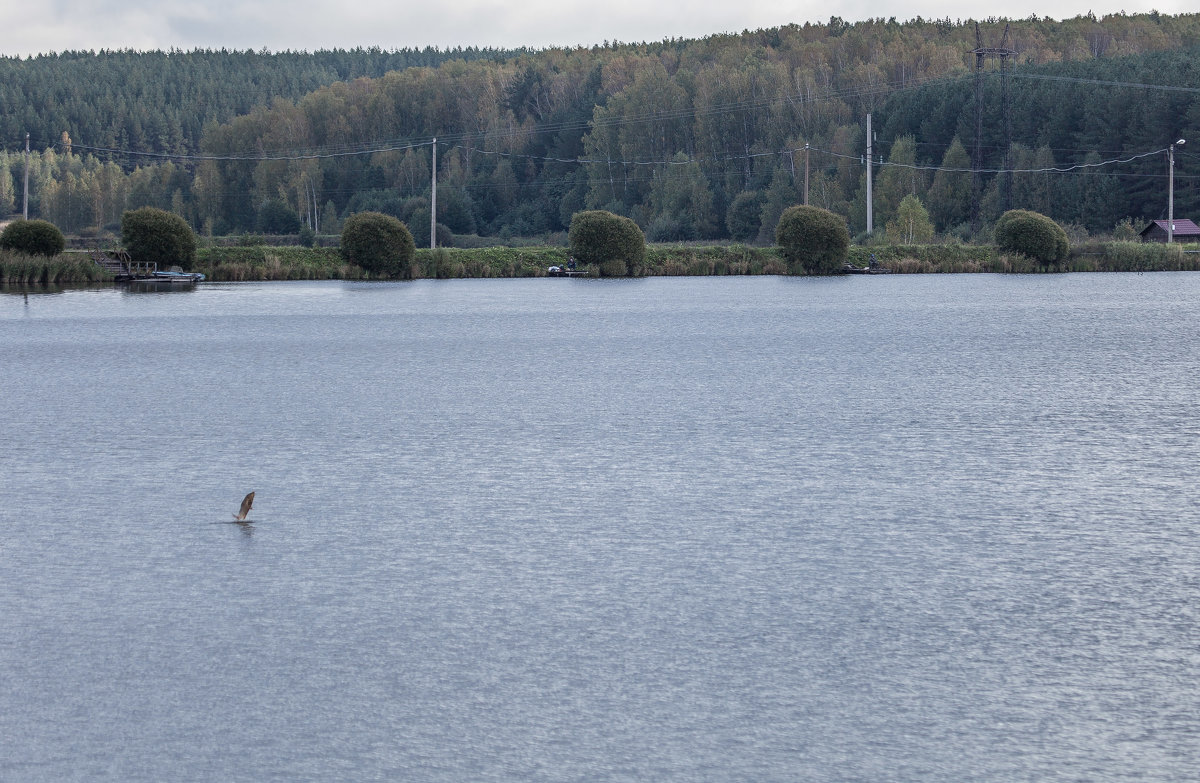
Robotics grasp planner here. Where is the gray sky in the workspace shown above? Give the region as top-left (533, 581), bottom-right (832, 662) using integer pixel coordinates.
top-left (0, 0), bottom-right (1192, 56)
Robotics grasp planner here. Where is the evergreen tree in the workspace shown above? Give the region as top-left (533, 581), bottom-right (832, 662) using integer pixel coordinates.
top-left (756, 169), bottom-right (799, 245)
top-left (320, 200), bottom-right (341, 234)
top-left (872, 135), bottom-right (925, 229)
top-left (726, 191), bottom-right (762, 242)
top-left (0, 153), bottom-right (14, 216)
top-left (1076, 153), bottom-right (1121, 233)
top-left (926, 137), bottom-right (971, 231)
top-left (256, 199), bottom-right (302, 234)
top-left (646, 154), bottom-right (718, 241)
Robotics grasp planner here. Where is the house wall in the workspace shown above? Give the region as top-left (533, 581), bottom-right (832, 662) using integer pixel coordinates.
top-left (1142, 225), bottom-right (1169, 243)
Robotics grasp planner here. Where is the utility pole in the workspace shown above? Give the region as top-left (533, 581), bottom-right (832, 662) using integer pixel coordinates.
top-left (803, 143), bottom-right (810, 206)
top-left (866, 114), bottom-right (873, 235)
top-left (304, 179), bottom-right (315, 231)
top-left (1000, 24), bottom-right (1013, 212)
top-left (971, 23), bottom-right (984, 233)
top-left (430, 137), bottom-right (438, 251)
top-left (23, 132), bottom-right (30, 219)
top-left (971, 23), bottom-right (1016, 230)
top-left (312, 180), bottom-right (320, 232)
top-left (1169, 139), bottom-right (1185, 242)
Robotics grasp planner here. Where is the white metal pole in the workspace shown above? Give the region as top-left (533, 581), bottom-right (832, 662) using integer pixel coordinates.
top-left (1168, 143), bottom-right (1176, 244)
top-left (804, 143), bottom-right (810, 206)
top-left (23, 133), bottom-right (30, 220)
top-left (430, 138), bottom-right (437, 250)
top-left (866, 114), bottom-right (873, 235)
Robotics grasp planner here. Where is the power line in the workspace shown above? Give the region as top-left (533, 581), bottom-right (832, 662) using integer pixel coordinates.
top-left (65, 139), bottom-right (434, 162)
top-left (819, 145), bottom-right (1169, 176)
top-left (1008, 72), bottom-right (1200, 94)
top-left (12, 130), bottom-right (1178, 181)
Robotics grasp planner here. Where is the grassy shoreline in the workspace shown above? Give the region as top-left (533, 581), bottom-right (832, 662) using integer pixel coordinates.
top-left (4, 241), bottom-right (1199, 287)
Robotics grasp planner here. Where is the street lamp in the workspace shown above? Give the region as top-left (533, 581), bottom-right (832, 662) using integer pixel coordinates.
top-left (1169, 138), bottom-right (1185, 243)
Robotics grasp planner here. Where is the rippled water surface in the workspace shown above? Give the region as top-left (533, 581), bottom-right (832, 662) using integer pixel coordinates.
top-left (3, 274), bottom-right (1199, 781)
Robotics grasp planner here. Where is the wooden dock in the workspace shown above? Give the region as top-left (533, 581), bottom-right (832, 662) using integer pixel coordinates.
top-left (90, 250), bottom-right (158, 281)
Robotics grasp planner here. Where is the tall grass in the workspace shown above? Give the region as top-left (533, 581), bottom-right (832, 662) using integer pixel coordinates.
top-left (1067, 241), bottom-right (1199, 272)
top-left (845, 241), bottom-right (1200, 274)
top-left (194, 246), bottom-right (363, 281)
top-left (645, 245), bottom-right (787, 276)
top-left (0, 250), bottom-right (112, 285)
top-left (10, 240), bottom-right (1200, 286)
top-left (414, 246), bottom-right (567, 278)
top-left (846, 244), bottom-right (999, 273)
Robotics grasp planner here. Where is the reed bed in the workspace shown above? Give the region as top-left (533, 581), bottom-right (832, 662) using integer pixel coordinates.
top-left (644, 245), bottom-right (787, 276)
top-left (195, 247), bottom-right (363, 281)
top-left (1066, 241), bottom-right (1200, 272)
top-left (414, 246), bottom-right (565, 278)
top-left (9, 241), bottom-right (1200, 286)
top-left (0, 250), bottom-right (113, 285)
top-left (846, 244), bottom-right (998, 273)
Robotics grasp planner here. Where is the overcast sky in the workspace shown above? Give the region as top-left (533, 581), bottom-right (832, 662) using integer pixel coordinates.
top-left (0, 0), bottom-right (1193, 57)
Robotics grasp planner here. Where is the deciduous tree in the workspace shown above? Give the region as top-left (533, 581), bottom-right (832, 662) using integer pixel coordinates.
top-left (121, 207), bottom-right (196, 267)
top-left (0, 219), bottom-right (65, 256)
top-left (341, 211), bottom-right (416, 277)
top-left (775, 204), bottom-right (849, 274)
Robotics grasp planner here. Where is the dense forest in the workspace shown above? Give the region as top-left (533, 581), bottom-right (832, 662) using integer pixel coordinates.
top-left (0, 46), bottom-right (522, 153)
top-left (2, 12), bottom-right (1199, 244)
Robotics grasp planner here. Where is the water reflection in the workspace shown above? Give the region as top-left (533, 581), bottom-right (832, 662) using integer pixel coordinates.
top-left (0, 281), bottom-right (201, 297)
top-left (0, 283), bottom-right (102, 296)
top-left (121, 280), bottom-right (201, 295)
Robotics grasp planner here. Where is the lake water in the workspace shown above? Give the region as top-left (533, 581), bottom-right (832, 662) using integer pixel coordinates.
top-left (2, 274), bottom-right (1198, 781)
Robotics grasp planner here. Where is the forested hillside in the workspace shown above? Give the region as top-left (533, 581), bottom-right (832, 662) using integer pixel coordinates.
top-left (0, 46), bottom-right (520, 154)
top-left (2, 12), bottom-right (1199, 243)
top-left (879, 44), bottom-right (1200, 234)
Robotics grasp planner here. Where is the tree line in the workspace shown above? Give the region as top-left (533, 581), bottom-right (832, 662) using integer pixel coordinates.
top-left (3, 12), bottom-right (1200, 244)
top-left (878, 43), bottom-right (1200, 234)
top-left (0, 46), bottom-right (522, 156)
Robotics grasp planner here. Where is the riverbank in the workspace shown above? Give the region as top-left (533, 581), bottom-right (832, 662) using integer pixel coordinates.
top-left (4, 240), bottom-right (1199, 286)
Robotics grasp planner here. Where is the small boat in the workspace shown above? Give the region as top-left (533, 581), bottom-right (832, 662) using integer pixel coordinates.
top-left (840, 262), bottom-right (891, 275)
top-left (150, 267), bottom-right (205, 282)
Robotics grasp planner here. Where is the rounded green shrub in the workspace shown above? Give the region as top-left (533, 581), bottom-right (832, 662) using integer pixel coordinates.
top-left (726, 191), bottom-right (762, 242)
top-left (341, 211), bottom-right (415, 277)
top-left (121, 207), bottom-right (197, 267)
top-left (404, 207), bottom-right (454, 249)
top-left (0, 219), bottom-right (66, 256)
top-left (775, 205), bottom-right (850, 274)
top-left (568, 210), bottom-right (645, 277)
top-left (256, 199), bottom-right (301, 234)
top-left (994, 209), bottom-right (1069, 264)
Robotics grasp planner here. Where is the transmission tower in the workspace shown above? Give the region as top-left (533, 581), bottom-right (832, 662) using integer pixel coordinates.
top-left (971, 23), bottom-right (1016, 231)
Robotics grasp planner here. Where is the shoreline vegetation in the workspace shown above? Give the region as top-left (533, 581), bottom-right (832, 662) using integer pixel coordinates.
top-left (3, 241), bottom-right (1199, 287)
